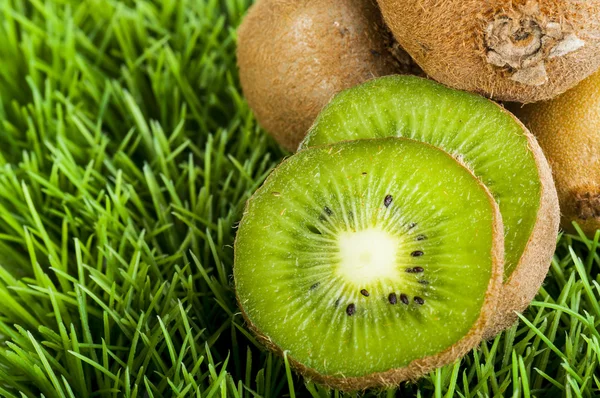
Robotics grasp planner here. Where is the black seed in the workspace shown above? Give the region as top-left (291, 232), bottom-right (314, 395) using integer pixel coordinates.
top-left (412, 266), bottom-right (424, 273)
top-left (388, 293), bottom-right (398, 305)
top-left (416, 234), bottom-right (427, 241)
top-left (384, 194), bottom-right (393, 207)
top-left (346, 303), bottom-right (356, 316)
top-left (324, 206), bottom-right (333, 216)
top-left (360, 289), bottom-right (370, 297)
top-left (411, 250), bottom-right (424, 257)
top-left (408, 222), bottom-right (417, 229)
top-left (414, 296), bottom-right (425, 305)
top-left (307, 225), bottom-right (321, 234)
top-left (362, 172), bottom-right (367, 176)
top-left (334, 298), bottom-right (341, 307)
top-left (310, 282), bottom-right (320, 290)
top-left (400, 294), bottom-right (409, 305)
top-left (419, 280), bottom-right (429, 285)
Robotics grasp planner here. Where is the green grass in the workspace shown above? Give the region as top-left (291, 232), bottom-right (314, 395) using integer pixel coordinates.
top-left (0, 0), bottom-right (598, 396)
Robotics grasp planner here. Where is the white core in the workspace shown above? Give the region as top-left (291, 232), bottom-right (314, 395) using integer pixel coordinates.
top-left (336, 229), bottom-right (398, 285)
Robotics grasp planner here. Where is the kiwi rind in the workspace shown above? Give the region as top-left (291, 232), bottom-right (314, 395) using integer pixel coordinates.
top-left (236, 0), bottom-right (410, 152)
top-left (376, 0), bottom-right (600, 103)
top-left (300, 76), bottom-right (559, 337)
top-left (234, 138), bottom-right (505, 390)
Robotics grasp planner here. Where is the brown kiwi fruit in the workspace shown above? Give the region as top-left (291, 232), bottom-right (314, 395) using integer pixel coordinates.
top-left (513, 69), bottom-right (600, 235)
top-left (236, 0), bottom-right (418, 152)
top-left (376, 0), bottom-right (600, 103)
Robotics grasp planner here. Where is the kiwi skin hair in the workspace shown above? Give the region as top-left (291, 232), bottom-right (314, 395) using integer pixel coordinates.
top-left (513, 69), bottom-right (600, 236)
top-left (376, 0), bottom-right (600, 103)
top-left (234, 138), bottom-right (505, 390)
top-left (236, 0), bottom-right (412, 152)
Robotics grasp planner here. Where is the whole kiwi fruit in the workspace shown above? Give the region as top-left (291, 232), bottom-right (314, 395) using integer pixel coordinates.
top-left (376, 0), bottom-right (600, 103)
top-left (236, 0), bottom-right (416, 151)
top-left (234, 138), bottom-right (504, 389)
top-left (514, 69), bottom-right (600, 235)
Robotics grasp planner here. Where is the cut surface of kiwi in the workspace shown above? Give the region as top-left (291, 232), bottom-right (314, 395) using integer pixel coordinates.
top-left (301, 76), bottom-right (559, 337)
top-left (302, 76), bottom-right (538, 276)
top-left (234, 138), bottom-right (503, 388)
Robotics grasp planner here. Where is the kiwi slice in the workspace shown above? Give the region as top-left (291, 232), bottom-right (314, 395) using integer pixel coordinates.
top-left (300, 75), bottom-right (559, 337)
top-left (234, 138), bottom-right (503, 389)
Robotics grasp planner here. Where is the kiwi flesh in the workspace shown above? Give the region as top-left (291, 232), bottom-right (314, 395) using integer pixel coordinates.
top-left (236, 0), bottom-right (417, 152)
top-left (234, 138), bottom-right (504, 389)
top-left (301, 76), bottom-right (560, 337)
top-left (376, 0), bottom-right (600, 103)
top-left (513, 69), bottom-right (600, 236)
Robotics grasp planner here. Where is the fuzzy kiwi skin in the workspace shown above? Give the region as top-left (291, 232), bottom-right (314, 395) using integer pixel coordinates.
top-left (236, 0), bottom-right (414, 152)
top-left (512, 70), bottom-right (600, 237)
top-left (234, 138), bottom-right (505, 390)
top-left (485, 107), bottom-right (560, 339)
top-left (376, 0), bottom-right (600, 103)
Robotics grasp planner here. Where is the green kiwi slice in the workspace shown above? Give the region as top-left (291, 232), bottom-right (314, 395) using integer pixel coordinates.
top-left (234, 138), bottom-right (503, 389)
top-left (300, 76), bottom-right (559, 337)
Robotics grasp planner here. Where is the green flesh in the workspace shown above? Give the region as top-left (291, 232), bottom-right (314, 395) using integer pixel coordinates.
top-left (235, 139), bottom-right (498, 377)
top-left (301, 75), bottom-right (540, 278)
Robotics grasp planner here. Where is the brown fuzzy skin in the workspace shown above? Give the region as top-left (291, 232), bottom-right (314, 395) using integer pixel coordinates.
top-left (512, 70), bottom-right (600, 236)
top-left (376, 0), bottom-right (600, 103)
top-left (484, 107), bottom-right (560, 339)
top-left (237, 0), bottom-right (414, 152)
top-left (234, 138), bottom-right (505, 390)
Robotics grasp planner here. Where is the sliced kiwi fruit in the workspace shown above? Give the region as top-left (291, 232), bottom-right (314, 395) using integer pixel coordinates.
top-left (234, 138), bottom-right (504, 389)
top-left (300, 75), bottom-right (559, 337)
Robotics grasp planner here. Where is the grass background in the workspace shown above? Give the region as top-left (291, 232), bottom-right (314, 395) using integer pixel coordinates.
top-left (0, 0), bottom-right (598, 396)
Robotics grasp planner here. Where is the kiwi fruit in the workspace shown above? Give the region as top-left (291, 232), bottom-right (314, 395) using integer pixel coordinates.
top-left (376, 0), bottom-right (600, 103)
top-left (300, 75), bottom-right (560, 337)
top-left (235, 138), bottom-right (504, 389)
top-left (513, 69), bottom-right (600, 236)
top-left (236, 0), bottom-right (417, 152)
